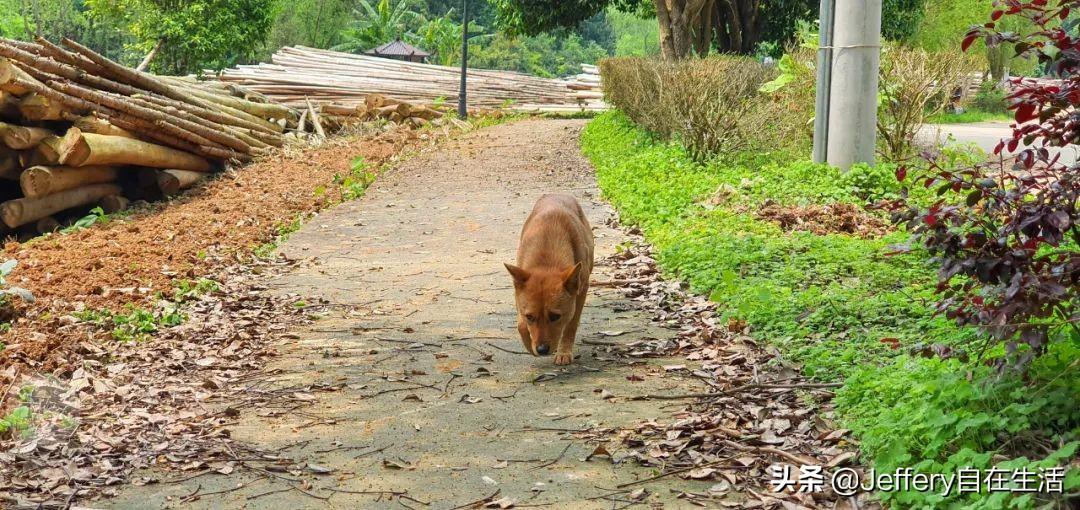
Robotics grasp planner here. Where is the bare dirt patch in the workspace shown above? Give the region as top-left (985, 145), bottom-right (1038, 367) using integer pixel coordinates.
top-left (757, 202), bottom-right (891, 238)
top-left (1, 125), bottom-right (446, 375)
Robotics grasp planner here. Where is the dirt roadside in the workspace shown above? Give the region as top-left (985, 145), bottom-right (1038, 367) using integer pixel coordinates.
top-left (0, 124), bottom-right (436, 375)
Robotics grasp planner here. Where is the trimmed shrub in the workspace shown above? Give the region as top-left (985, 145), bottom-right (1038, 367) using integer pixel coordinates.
top-left (877, 45), bottom-right (980, 163)
top-left (599, 56), bottom-right (808, 160)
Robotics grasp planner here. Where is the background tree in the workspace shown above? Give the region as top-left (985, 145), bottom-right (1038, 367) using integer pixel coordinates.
top-left (495, 0), bottom-right (926, 59)
top-left (332, 0), bottom-right (424, 53)
top-left (84, 0), bottom-right (275, 74)
top-left (1, 0), bottom-right (129, 62)
top-left (912, 0), bottom-right (1034, 80)
top-left (266, 0), bottom-right (353, 52)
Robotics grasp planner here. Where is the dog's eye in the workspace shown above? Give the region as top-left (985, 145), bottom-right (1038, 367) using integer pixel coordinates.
top-left (548, 313), bottom-right (561, 322)
top-left (525, 314), bottom-right (536, 323)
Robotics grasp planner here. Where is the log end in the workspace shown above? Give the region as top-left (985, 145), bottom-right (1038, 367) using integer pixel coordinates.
top-left (20, 166), bottom-right (53, 199)
top-left (57, 126), bottom-right (92, 166)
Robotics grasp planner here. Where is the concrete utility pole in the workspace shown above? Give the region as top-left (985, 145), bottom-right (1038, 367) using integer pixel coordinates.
top-left (815, 0), bottom-right (881, 170)
top-left (458, 0), bottom-right (469, 119)
top-left (811, 0), bottom-right (834, 164)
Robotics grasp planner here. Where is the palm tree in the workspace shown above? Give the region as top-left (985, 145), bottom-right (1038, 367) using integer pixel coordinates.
top-left (331, 0), bottom-right (422, 54)
top-left (415, 10), bottom-right (492, 66)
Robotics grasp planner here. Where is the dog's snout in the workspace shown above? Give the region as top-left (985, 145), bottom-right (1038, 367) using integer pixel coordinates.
top-left (536, 344), bottom-right (550, 355)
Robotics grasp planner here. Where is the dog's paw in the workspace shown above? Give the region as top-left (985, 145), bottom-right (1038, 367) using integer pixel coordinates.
top-left (553, 352), bottom-right (574, 365)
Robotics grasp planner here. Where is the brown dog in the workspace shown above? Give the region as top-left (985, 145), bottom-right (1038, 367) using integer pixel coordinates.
top-left (505, 195), bottom-right (594, 365)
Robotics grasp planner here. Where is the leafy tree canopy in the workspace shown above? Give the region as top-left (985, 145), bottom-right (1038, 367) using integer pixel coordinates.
top-left (85, 0), bottom-right (275, 74)
top-left (492, 0), bottom-right (643, 36)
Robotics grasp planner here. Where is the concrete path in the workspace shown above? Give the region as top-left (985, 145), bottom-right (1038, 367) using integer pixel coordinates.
top-left (102, 120), bottom-right (711, 509)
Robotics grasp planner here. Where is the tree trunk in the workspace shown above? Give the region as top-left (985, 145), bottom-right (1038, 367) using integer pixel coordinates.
top-left (24, 134), bottom-right (63, 166)
top-left (156, 168), bottom-right (203, 196)
top-left (0, 57), bottom-right (44, 95)
top-left (20, 165), bottom-right (118, 198)
top-left (0, 121), bottom-right (52, 149)
top-left (715, 0), bottom-right (762, 54)
top-left (17, 91), bottom-right (66, 120)
top-left (693, 0), bottom-right (716, 56)
top-left (58, 128), bottom-right (213, 171)
top-left (0, 148), bottom-right (17, 180)
top-left (73, 116), bottom-right (137, 139)
top-left (655, 0), bottom-right (707, 59)
top-left (136, 39), bottom-right (164, 72)
top-left (35, 215), bottom-right (59, 234)
top-left (99, 194), bottom-right (129, 214)
top-left (0, 90), bottom-right (20, 119)
top-left (1, 182), bottom-right (121, 228)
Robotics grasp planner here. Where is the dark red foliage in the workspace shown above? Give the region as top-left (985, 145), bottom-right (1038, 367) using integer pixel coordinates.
top-left (890, 0), bottom-right (1080, 367)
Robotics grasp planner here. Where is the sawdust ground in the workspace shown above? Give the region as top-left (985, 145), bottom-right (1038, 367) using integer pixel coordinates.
top-left (0, 125), bottom-right (440, 375)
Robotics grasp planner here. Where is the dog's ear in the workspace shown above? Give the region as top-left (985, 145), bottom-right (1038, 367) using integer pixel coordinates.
top-left (504, 263), bottom-right (530, 287)
top-left (560, 262), bottom-right (582, 293)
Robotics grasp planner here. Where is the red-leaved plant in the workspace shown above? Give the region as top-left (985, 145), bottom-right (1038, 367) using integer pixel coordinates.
top-left (886, 0), bottom-right (1079, 368)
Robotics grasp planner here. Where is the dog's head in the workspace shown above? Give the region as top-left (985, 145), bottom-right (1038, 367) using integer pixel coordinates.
top-left (504, 262), bottom-right (581, 356)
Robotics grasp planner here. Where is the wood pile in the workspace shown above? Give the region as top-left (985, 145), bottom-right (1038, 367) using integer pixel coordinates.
top-left (0, 37), bottom-right (297, 237)
top-left (316, 94), bottom-right (447, 130)
top-left (219, 46), bottom-right (607, 113)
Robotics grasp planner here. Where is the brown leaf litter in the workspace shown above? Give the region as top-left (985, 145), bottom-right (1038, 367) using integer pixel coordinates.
top-left (0, 258), bottom-right (325, 509)
top-left (1, 123), bottom-right (448, 376)
top-left (757, 202), bottom-right (891, 238)
top-left (580, 217), bottom-right (877, 509)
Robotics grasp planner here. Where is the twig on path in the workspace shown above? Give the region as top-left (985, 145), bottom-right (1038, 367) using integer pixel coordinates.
top-left (491, 385), bottom-right (521, 401)
top-left (354, 443), bottom-right (394, 459)
top-left (161, 469), bottom-right (215, 484)
top-left (181, 476), bottom-right (266, 503)
top-left (627, 381), bottom-right (842, 401)
top-left (289, 483), bottom-right (332, 501)
top-left (449, 489), bottom-right (500, 510)
top-left (376, 337), bottom-right (442, 348)
top-left (615, 459), bottom-right (737, 489)
top-left (361, 384), bottom-right (443, 399)
top-left (247, 486), bottom-right (292, 500)
top-left (62, 485), bottom-right (80, 510)
top-left (532, 441), bottom-right (573, 470)
top-left (532, 373), bottom-right (559, 384)
top-left (442, 373), bottom-right (460, 395)
top-left (582, 339), bottom-right (619, 346)
top-left (315, 443), bottom-right (373, 454)
top-left (485, 341), bottom-right (529, 355)
top-left (514, 426), bottom-right (593, 433)
top-left (720, 439), bottom-right (819, 466)
top-left (0, 368), bottom-right (20, 411)
top-left (324, 487), bottom-right (428, 506)
top-left (589, 278), bottom-right (653, 287)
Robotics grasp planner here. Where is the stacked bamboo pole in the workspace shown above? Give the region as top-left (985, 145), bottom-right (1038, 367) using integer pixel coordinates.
top-left (218, 46), bottom-right (607, 112)
top-left (0, 37), bottom-right (300, 236)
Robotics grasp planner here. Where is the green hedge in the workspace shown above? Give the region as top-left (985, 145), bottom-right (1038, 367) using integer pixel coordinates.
top-left (599, 56), bottom-right (810, 160)
top-left (582, 111), bottom-right (1079, 509)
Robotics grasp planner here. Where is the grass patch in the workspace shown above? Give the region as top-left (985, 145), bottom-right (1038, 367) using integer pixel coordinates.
top-left (927, 109), bottom-right (1012, 124)
top-left (582, 111), bottom-right (1078, 509)
top-left (73, 304), bottom-right (185, 343)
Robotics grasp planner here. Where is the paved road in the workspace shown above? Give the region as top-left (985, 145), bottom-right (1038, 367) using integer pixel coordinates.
top-left (918, 121), bottom-right (1079, 165)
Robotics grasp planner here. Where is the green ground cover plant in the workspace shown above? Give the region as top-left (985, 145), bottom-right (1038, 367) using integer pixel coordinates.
top-left (581, 111), bottom-right (1078, 509)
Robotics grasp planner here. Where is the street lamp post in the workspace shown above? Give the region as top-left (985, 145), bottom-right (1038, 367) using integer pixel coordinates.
top-left (458, 0), bottom-right (469, 119)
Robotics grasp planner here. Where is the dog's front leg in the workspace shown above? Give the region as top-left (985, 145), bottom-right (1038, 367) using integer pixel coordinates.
top-left (517, 318), bottom-right (532, 354)
top-left (554, 296), bottom-right (585, 365)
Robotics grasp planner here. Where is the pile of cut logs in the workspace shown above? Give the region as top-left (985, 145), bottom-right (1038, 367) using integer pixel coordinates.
top-left (0, 37), bottom-right (296, 237)
top-left (219, 46), bottom-right (607, 113)
top-left (317, 93), bottom-right (447, 130)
